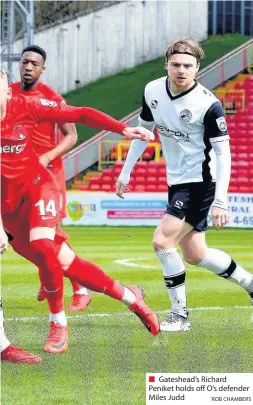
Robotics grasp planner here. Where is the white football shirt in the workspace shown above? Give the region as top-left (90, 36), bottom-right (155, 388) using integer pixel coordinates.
top-left (139, 77), bottom-right (229, 186)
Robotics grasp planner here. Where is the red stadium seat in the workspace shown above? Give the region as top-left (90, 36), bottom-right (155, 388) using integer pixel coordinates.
top-left (78, 185), bottom-right (89, 191)
top-left (89, 177), bottom-right (102, 186)
top-left (157, 184), bottom-right (168, 192)
top-left (147, 176), bottom-right (157, 186)
top-left (236, 145), bottom-right (248, 152)
top-left (238, 186), bottom-right (252, 193)
top-left (134, 176), bottom-right (146, 186)
top-left (237, 153), bottom-right (248, 160)
top-left (89, 184), bottom-right (100, 191)
top-left (228, 186), bottom-right (239, 192)
top-left (237, 177), bottom-right (250, 186)
top-left (102, 176), bottom-right (113, 185)
top-left (132, 168), bottom-right (146, 176)
top-left (157, 176), bottom-right (167, 186)
top-left (103, 168), bottom-right (113, 176)
top-left (145, 184), bottom-right (158, 192)
top-left (113, 161), bottom-right (125, 170)
top-left (229, 179), bottom-right (238, 187)
top-left (147, 167), bottom-right (158, 176)
top-left (113, 167), bottom-right (124, 175)
top-left (101, 184), bottom-right (112, 192)
top-left (136, 161), bottom-right (148, 168)
top-left (236, 169), bottom-right (248, 176)
top-left (133, 185), bottom-right (145, 192)
top-left (156, 161), bottom-right (166, 169)
top-left (146, 161), bottom-right (159, 169)
top-left (236, 160), bottom-right (249, 168)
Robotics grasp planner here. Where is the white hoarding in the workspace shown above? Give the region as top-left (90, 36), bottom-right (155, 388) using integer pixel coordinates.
top-left (63, 192), bottom-right (253, 228)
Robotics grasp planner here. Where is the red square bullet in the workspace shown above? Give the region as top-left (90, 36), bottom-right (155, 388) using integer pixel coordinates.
top-left (149, 376), bottom-right (155, 382)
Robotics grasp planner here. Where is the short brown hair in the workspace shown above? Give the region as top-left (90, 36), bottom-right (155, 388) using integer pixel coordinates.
top-left (165, 37), bottom-right (205, 65)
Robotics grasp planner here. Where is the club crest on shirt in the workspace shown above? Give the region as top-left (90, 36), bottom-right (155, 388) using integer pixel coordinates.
top-left (12, 125), bottom-right (27, 141)
top-left (179, 109), bottom-right (192, 124)
top-left (151, 100), bottom-right (158, 109)
top-left (216, 116), bottom-right (227, 132)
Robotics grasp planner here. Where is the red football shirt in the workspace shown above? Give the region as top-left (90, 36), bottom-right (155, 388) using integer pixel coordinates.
top-left (1, 95), bottom-right (127, 213)
top-left (10, 82), bottom-right (64, 155)
top-left (10, 82), bottom-right (67, 216)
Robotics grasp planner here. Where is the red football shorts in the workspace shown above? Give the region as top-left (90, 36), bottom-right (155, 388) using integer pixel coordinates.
top-left (3, 167), bottom-right (62, 235)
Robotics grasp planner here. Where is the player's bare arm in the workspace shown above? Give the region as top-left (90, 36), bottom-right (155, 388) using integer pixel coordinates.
top-left (39, 122), bottom-right (78, 168)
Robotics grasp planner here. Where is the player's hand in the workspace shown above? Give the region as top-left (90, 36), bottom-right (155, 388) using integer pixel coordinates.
top-left (211, 206), bottom-right (229, 230)
top-left (122, 127), bottom-right (155, 142)
top-left (39, 154), bottom-right (51, 168)
top-left (0, 228), bottom-right (8, 254)
top-left (116, 181), bottom-right (130, 199)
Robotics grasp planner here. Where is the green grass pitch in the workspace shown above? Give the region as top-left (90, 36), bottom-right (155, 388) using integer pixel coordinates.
top-left (1, 227), bottom-right (253, 405)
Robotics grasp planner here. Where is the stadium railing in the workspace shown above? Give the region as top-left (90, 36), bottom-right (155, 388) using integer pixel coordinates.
top-left (98, 140), bottom-right (161, 171)
top-left (64, 38), bottom-right (253, 181)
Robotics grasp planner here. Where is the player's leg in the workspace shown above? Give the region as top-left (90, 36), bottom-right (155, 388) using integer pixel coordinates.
top-left (67, 280), bottom-right (91, 312)
top-left (0, 300), bottom-right (43, 364)
top-left (3, 193), bottom-right (67, 354)
top-left (57, 242), bottom-right (159, 335)
top-left (37, 172), bottom-right (91, 310)
top-left (153, 214), bottom-right (192, 331)
top-left (37, 279), bottom-right (91, 310)
top-left (8, 222), bottom-right (68, 354)
top-left (183, 179), bottom-right (253, 305)
top-left (36, 229), bottom-right (91, 311)
top-left (152, 185), bottom-right (195, 332)
top-left (180, 230), bottom-right (253, 306)
top-left (37, 257), bottom-right (91, 311)
top-left (58, 166), bottom-right (92, 307)
top-left (26, 175), bottom-right (69, 353)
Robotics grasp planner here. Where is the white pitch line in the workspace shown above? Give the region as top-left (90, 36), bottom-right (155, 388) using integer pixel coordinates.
top-left (115, 255), bottom-right (253, 273)
top-left (6, 305), bottom-right (252, 322)
top-left (115, 258), bottom-right (156, 269)
top-left (115, 258), bottom-right (206, 272)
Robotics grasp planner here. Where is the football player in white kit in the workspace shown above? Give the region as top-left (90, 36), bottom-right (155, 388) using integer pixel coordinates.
top-left (116, 37), bottom-right (253, 332)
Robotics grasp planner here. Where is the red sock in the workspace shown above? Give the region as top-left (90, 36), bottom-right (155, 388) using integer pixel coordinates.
top-left (70, 280), bottom-right (84, 294)
top-left (31, 239), bottom-right (64, 314)
top-left (65, 256), bottom-right (124, 301)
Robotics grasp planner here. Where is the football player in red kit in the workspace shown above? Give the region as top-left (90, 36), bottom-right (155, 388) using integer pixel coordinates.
top-left (11, 45), bottom-right (90, 311)
top-left (0, 67), bottom-right (159, 354)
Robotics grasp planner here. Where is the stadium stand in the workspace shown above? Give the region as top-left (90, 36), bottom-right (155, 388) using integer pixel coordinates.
top-left (72, 71), bottom-right (253, 193)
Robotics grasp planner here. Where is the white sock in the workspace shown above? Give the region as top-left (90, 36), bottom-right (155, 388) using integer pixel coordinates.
top-left (49, 311), bottom-right (67, 326)
top-left (155, 248), bottom-right (187, 317)
top-left (75, 287), bottom-right (89, 295)
top-left (197, 248), bottom-right (253, 293)
top-left (121, 287), bottom-right (136, 306)
top-left (0, 304), bottom-right (11, 352)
